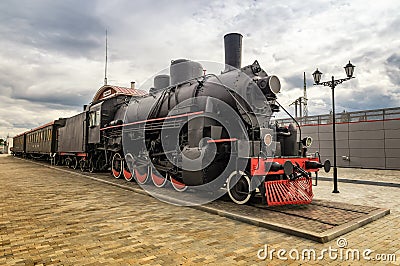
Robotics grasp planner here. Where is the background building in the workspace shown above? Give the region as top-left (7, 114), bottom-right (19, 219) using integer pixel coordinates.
top-left (5, 136), bottom-right (13, 154)
top-left (276, 107), bottom-right (400, 170)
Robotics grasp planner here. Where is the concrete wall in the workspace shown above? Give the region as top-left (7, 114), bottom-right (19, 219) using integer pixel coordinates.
top-left (302, 119), bottom-right (400, 169)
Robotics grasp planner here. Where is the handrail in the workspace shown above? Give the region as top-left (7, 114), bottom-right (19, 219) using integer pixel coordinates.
top-left (274, 106), bottom-right (400, 125)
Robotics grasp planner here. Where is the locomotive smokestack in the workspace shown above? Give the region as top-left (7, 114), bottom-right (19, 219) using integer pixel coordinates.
top-left (224, 33), bottom-right (242, 70)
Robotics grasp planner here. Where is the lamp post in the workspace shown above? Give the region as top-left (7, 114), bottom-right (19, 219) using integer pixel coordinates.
top-left (312, 61), bottom-right (355, 193)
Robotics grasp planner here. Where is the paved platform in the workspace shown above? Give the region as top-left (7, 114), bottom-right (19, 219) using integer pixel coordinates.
top-left (1, 155), bottom-right (399, 265)
top-left (320, 167), bottom-right (400, 185)
top-left (204, 200), bottom-right (389, 243)
top-left (17, 157), bottom-right (390, 243)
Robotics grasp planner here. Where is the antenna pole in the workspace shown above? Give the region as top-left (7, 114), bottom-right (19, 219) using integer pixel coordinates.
top-left (303, 72), bottom-right (308, 117)
top-left (104, 29), bottom-right (108, 85)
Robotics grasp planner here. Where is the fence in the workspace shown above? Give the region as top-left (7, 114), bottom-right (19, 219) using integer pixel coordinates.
top-left (276, 107), bottom-right (400, 126)
top-left (274, 107), bottom-right (400, 170)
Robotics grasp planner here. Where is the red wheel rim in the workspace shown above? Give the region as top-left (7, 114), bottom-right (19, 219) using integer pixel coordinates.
top-left (124, 153), bottom-right (136, 182)
top-left (151, 169), bottom-right (167, 187)
top-left (112, 169), bottom-right (121, 178)
top-left (112, 153), bottom-right (122, 178)
top-left (170, 176), bottom-right (187, 192)
top-left (123, 163), bottom-right (133, 181)
top-left (135, 167), bottom-right (148, 184)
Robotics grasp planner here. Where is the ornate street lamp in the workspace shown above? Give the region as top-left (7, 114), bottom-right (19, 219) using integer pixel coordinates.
top-left (344, 61), bottom-right (356, 78)
top-left (312, 61), bottom-right (355, 193)
top-left (312, 68), bottom-right (323, 84)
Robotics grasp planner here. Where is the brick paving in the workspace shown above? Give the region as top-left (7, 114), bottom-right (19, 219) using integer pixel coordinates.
top-left (0, 155), bottom-right (399, 265)
top-left (320, 167), bottom-right (400, 184)
top-left (207, 200), bottom-right (384, 233)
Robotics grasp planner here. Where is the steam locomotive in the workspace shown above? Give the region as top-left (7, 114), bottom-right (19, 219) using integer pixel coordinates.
top-left (12, 33), bottom-right (330, 206)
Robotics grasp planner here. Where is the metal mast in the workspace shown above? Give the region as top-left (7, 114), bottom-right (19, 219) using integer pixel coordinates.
top-left (104, 29), bottom-right (108, 85)
top-left (289, 98), bottom-right (299, 118)
top-left (303, 72), bottom-right (308, 117)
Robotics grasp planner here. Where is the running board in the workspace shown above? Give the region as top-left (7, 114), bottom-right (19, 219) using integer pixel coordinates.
top-left (265, 177), bottom-right (313, 206)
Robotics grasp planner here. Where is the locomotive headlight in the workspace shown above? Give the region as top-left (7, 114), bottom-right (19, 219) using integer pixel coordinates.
top-left (302, 136), bottom-right (313, 147)
top-left (268, 75), bottom-right (281, 94)
top-left (257, 75), bottom-right (281, 95)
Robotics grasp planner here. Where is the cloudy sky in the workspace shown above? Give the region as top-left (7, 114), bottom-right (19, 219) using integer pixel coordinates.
top-left (0, 0), bottom-right (399, 138)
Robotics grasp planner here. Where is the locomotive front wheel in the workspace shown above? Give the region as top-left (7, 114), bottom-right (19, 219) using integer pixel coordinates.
top-left (227, 171), bottom-right (252, 205)
top-left (169, 174), bottom-right (188, 192)
top-left (111, 153), bottom-right (123, 178)
top-left (151, 168), bottom-right (167, 188)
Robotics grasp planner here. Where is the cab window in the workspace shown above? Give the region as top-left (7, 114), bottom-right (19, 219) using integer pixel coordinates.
top-left (89, 111), bottom-right (101, 127)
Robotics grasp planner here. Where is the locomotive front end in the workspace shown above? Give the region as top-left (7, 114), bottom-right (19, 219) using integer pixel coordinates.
top-left (220, 33), bottom-right (331, 206)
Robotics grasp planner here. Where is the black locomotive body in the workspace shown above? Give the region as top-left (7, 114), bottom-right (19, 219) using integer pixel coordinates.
top-left (12, 33), bottom-right (330, 206)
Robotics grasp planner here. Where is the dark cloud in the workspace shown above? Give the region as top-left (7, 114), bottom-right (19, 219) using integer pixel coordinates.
top-left (0, 0), bottom-right (104, 58)
top-left (283, 73), bottom-right (314, 90)
top-left (387, 53), bottom-right (400, 66)
top-left (386, 53), bottom-right (400, 85)
top-left (0, 58), bottom-right (94, 108)
top-left (15, 89), bottom-right (92, 108)
top-left (336, 85), bottom-right (398, 111)
top-left (0, 95), bottom-right (80, 137)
